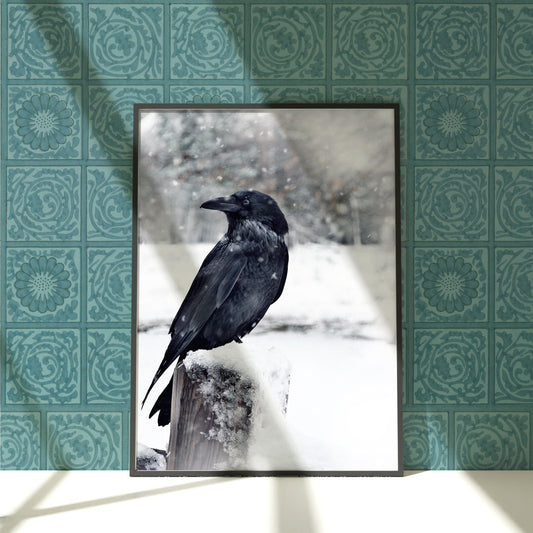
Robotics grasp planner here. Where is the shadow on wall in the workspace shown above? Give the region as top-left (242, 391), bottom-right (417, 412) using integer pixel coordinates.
top-left (2, 2), bottom-right (319, 532)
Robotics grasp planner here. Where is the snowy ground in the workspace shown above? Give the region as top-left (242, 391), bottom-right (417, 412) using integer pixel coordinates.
top-left (135, 242), bottom-right (399, 472)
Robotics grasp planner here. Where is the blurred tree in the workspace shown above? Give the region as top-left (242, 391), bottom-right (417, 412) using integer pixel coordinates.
top-left (138, 109), bottom-right (395, 245)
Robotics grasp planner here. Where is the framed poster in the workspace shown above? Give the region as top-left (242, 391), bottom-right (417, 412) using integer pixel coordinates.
top-left (131, 104), bottom-right (402, 476)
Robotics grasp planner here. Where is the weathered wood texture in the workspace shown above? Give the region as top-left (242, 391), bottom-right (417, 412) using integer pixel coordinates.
top-left (166, 363), bottom-right (254, 470)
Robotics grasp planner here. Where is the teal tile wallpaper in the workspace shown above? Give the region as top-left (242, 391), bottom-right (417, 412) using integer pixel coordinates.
top-left (1, 1), bottom-right (532, 470)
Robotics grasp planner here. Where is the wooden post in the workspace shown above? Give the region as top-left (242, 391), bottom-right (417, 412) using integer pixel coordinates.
top-left (166, 362), bottom-right (253, 470)
top-left (165, 346), bottom-right (291, 471)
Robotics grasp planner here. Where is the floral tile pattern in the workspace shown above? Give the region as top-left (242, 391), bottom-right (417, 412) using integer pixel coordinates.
top-left (495, 167), bottom-right (533, 240)
top-left (6, 249), bottom-right (80, 322)
top-left (497, 87), bottom-right (533, 159)
top-left (6, 329), bottom-right (80, 404)
top-left (89, 5), bottom-right (163, 79)
top-left (87, 248), bottom-right (132, 322)
top-left (87, 329), bottom-right (131, 404)
top-left (171, 5), bottom-right (244, 79)
top-left (333, 5), bottom-right (407, 80)
top-left (403, 412), bottom-right (448, 469)
top-left (415, 167), bottom-right (488, 241)
top-left (497, 6), bottom-right (533, 79)
top-left (47, 413), bottom-right (122, 469)
top-left (8, 4), bottom-right (82, 79)
top-left (413, 329), bottom-right (488, 404)
top-left (455, 413), bottom-right (530, 469)
top-left (332, 85), bottom-right (408, 160)
top-left (87, 167), bottom-right (132, 241)
top-left (170, 86), bottom-right (245, 104)
top-left (1, 0), bottom-right (533, 471)
top-left (416, 86), bottom-right (489, 159)
top-left (251, 5), bottom-right (325, 79)
top-left (7, 166), bottom-right (81, 241)
top-left (8, 86), bottom-right (82, 159)
top-left (88, 86), bottom-right (163, 160)
top-left (495, 248), bottom-right (533, 322)
top-left (495, 330), bottom-right (533, 404)
top-left (251, 86), bottom-right (326, 104)
top-left (416, 5), bottom-right (489, 79)
top-left (414, 248), bottom-right (488, 322)
top-left (0, 413), bottom-right (40, 470)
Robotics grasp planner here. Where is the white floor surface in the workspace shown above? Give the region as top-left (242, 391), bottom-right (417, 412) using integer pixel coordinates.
top-left (1, 471), bottom-right (533, 533)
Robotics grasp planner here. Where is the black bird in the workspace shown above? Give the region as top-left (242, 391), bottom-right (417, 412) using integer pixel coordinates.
top-left (142, 190), bottom-right (289, 426)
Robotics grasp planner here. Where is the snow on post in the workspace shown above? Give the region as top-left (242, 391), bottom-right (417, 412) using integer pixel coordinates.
top-left (166, 344), bottom-right (291, 471)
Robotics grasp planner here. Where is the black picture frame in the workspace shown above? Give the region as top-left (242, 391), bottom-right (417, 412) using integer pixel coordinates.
top-left (130, 104), bottom-right (402, 477)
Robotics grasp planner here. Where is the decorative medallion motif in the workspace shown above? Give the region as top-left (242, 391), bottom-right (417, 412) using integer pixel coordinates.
top-left (171, 5), bottom-right (244, 79)
top-left (333, 86), bottom-right (407, 160)
top-left (423, 94), bottom-right (481, 152)
top-left (87, 167), bottom-right (132, 240)
top-left (47, 413), bottom-right (121, 469)
top-left (0, 414), bottom-right (40, 469)
top-left (7, 167), bottom-right (80, 241)
top-left (414, 330), bottom-right (487, 404)
top-left (333, 6), bottom-right (407, 80)
top-left (15, 256), bottom-right (71, 313)
top-left (15, 94), bottom-right (74, 151)
top-left (497, 87), bottom-right (533, 159)
top-left (422, 256), bottom-right (479, 313)
top-left (403, 413), bottom-right (448, 470)
top-left (8, 4), bottom-right (81, 79)
top-left (88, 248), bottom-right (131, 322)
top-left (89, 5), bottom-right (163, 79)
top-left (416, 5), bottom-right (489, 79)
top-left (6, 330), bottom-right (80, 404)
top-left (455, 413), bottom-right (529, 469)
top-left (496, 168), bottom-right (533, 240)
top-left (251, 5), bottom-right (325, 79)
top-left (496, 248), bottom-right (533, 322)
top-left (87, 330), bottom-right (131, 403)
top-left (89, 86), bottom-right (163, 159)
top-left (496, 330), bottom-right (533, 403)
top-left (415, 167), bottom-right (488, 241)
top-left (497, 6), bottom-right (533, 78)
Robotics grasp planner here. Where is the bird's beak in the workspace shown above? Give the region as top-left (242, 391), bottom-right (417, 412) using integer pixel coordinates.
top-left (201, 196), bottom-right (241, 213)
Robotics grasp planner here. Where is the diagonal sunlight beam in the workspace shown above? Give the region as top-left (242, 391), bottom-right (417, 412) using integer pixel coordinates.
top-left (12, 4), bottom-right (319, 533)
top-left (0, 476), bottom-right (235, 524)
top-left (0, 471), bottom-right (68, 533)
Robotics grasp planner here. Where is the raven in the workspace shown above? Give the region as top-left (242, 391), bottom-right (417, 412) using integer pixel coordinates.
top-left (142, 190), bottom-right (289, 426)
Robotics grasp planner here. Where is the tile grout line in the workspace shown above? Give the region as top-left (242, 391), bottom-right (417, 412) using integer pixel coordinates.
top-left (165, 2), bottom-right (171, 103)
top-left (488, 0), bottom-right (496, 413)
top-left (1, 2), bottom-right (7, 423)
top-left (407, 0), bottom-right (416, 412)
top-left (403, 0), bottom-right (414, 418)
top-left (80, 0), bottom-right (90, 423)
top-left (326, 2), bottom-right (332, 103)
top-left (0, 2), bottom-right (8, 466)
top-left (244, 3), bottom-right (251, 103)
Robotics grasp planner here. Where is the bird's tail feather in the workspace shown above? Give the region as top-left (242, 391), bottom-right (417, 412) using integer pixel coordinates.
top-left (140, 331), bottom-right (192, 408)
top-left (148, 376), bottom-right (174, 427)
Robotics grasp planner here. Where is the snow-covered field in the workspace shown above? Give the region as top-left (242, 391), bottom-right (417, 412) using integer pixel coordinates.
top-left (135, 242), bottom-right (399, 472)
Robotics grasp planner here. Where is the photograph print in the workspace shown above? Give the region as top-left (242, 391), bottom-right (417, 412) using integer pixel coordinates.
top-left (131, 104), bottom-right (401, 475)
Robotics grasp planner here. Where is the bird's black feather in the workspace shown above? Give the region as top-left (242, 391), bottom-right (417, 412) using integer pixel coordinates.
top-left (143, 190), bottom-right (289, 426)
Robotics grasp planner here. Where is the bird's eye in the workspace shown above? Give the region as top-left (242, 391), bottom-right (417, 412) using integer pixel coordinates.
top-left (242, 198), bottom-right (250, 206)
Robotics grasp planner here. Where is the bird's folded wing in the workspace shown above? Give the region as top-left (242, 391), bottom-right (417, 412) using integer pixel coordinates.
top-left (141, 242), bottom-right (247, 407)
top-left (272, 244), bottom-right (289, 303)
